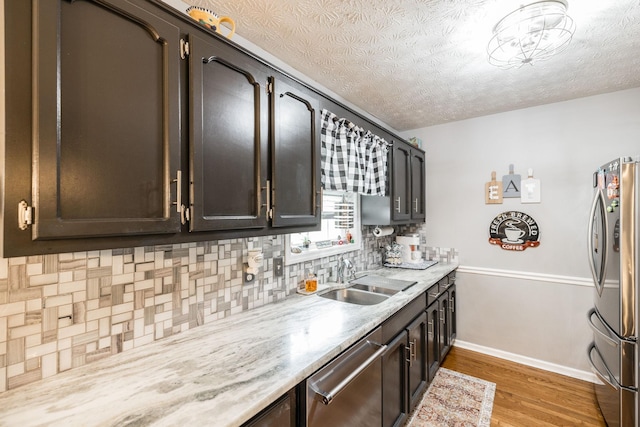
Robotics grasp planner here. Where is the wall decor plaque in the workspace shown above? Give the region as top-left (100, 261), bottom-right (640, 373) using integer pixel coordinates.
top-left (489, 211), bottom-right (540, 251)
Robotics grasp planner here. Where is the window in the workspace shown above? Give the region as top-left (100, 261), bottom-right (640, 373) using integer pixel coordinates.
top-left (284, 190), bottom-right (361, 265)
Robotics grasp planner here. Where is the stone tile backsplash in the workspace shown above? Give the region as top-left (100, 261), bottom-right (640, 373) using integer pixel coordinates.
top-left (0, 224), bottom-right (456, 392)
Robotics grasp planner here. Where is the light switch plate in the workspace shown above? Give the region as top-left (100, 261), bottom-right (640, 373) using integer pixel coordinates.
top-left (274, 257), bottom-right (283, 277)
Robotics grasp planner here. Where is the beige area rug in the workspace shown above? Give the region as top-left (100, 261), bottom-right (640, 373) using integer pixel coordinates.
top-left (407, 368), bottom-right (496, 427)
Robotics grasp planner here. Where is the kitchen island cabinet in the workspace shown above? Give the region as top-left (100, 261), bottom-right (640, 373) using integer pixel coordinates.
top-left (0, 263), bottom-right (458, 427)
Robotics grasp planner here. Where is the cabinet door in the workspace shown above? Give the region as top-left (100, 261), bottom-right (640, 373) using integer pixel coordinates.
top-left (426, 303), bottom-right (440, 382)
top-left (391, 143), bottom-right (411, 221)
top-left (31, 0), bottom-right (181, 239)
top-left (382, 331), bottom-right (408, 427)
top-left (438, 292), bottom-right (451, 361)
top-left (406, 313), bottom-right (427, 410)
top-left (188, 34), bottom-right (268, 232)
top-left (410, 149), bottom-right (425, 221)
top-left (449, 285), bottom-right (457, 343)
top-left (269, 77), bottom-right (321, 227)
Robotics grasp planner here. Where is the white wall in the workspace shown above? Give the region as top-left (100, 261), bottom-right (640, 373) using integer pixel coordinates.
top-left (403, 87), bottom-right (640, 379)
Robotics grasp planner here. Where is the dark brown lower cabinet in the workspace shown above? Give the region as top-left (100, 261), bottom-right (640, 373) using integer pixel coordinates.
top-left (381, 296), bottom-right (428, 427)
top-left (448, 285), bottom-right (457, 344)
top-left (438, 292), bottom-right (451, 362)
top-left (426, 302), bottom-right (440, 382)
top-left (247, 271), bottom-right (457, 427)
top-left (382, 331), bottom-right (408, 427)
top-left (407, 313), bottom-right (428, 409)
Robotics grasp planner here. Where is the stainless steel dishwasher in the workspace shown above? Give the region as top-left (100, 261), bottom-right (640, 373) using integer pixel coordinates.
top-left (305, 327), bottom-right (386, 427)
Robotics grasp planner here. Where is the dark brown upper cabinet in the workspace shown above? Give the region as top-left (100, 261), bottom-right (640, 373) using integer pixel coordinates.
top-left (410, 149), bottom-right (426, 221)
top-left (392, 142), bottom-right (425, 222)
top-left (361, 140), bottom-right (425, 226)
top-left (14, 0), bottom-right (182, 244)
top-left (391, 141), bottom-right (425, 223)
top-left (187, 38), bottom-right (319, 232)
top-left (392, 143), bottom-right (412, 222)
top-left (188, 34), bottom-right (269, 232)
top-left (2, 0), bottom-right (391, 256)
top-left (269, 77), bottom-right (321, 228)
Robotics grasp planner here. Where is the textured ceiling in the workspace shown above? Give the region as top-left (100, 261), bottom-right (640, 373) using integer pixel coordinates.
top-left (179, 0), bottom-right (640, 131)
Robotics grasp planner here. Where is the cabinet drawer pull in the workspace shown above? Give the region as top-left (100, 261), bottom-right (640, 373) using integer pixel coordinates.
top-left (172, 170), bottom-right (182, 214)
top-left (405, 339), bottom-right (416, 366)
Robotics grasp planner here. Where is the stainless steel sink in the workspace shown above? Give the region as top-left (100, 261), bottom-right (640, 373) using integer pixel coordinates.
top-left (349, 275), bottom-right (417, 293)
top-left (350, 283), bottom-right (399, 296)
top-left (318, 288), bottom-right (389, 305)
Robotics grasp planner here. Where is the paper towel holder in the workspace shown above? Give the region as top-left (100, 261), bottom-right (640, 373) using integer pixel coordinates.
top-left (372, 226), bottom-right (395, 237)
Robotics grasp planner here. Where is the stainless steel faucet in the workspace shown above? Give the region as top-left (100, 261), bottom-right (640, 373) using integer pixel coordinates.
top-left (337, 256), bottom-right (355, 283)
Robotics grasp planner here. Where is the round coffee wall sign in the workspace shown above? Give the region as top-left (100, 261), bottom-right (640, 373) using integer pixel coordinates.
top-left (489, 211), bottom-right (540, 251)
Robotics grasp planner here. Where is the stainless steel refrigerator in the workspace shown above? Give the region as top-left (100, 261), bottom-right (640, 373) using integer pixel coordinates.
top-left (588, 157), bottom-right (639, 427)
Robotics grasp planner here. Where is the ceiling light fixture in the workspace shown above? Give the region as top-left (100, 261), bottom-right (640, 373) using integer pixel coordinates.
top-left (487, 0), bottom-right (575, 69)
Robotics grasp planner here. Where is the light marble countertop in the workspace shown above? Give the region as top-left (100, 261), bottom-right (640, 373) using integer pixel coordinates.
top-left (0, 263), bottom-right (457, 427)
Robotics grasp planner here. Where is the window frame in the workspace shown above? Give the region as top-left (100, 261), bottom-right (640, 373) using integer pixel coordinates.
top-left (284, 191), bottom-right (362, 265)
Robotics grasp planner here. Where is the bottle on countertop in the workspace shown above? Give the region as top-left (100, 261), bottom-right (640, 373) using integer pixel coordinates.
top-left (305, 272), bottom-right (317, 293)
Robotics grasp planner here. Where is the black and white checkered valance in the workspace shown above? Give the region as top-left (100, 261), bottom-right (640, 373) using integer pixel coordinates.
top-left (321, 109), bottom-right (389, 196)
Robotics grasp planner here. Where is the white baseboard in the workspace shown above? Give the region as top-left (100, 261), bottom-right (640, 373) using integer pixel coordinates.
top-left (453, 340), bottom-right (598, 384)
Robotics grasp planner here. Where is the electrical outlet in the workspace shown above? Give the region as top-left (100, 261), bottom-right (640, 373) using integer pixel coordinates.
top-left (274, 257), bottom-right (283, 277)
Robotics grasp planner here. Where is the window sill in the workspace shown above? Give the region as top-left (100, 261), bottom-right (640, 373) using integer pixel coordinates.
top-left (284, 242), bottom-right (363, 265)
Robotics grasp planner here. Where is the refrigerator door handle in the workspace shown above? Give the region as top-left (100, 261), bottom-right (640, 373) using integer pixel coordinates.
top-left (588, 343), bottom-right (636, 393)
top-left (587, 308), bottom-right (618, 348)
top-left (588, 190), bottom-right (608, 296)
top-left (588, 344), bottom-right (618, 391)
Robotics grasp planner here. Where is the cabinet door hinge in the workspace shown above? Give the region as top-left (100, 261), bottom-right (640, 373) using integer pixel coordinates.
top-left (180, 39), bottom-right (190, 59)
top-left (266, 81), bottom-right (273, 95)
top-left (18, 200), bottom-right (33, 230)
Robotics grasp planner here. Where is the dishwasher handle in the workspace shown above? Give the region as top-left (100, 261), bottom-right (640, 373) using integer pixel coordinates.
top-left (311, 342), bottom-right (387, 405)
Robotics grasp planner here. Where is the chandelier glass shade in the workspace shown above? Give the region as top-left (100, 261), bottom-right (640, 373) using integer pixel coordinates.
top-left (487, 0), bottom-right (575, 69)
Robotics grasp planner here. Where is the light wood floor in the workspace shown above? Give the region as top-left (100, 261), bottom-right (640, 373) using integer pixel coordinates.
top-left (441, 346), bottom-right (606, 426)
